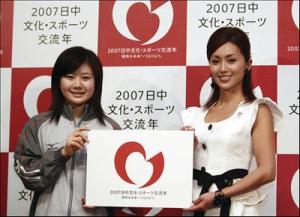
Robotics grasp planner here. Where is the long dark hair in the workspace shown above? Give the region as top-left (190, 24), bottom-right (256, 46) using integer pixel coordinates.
top-left (50, 46), bottom-right (106, 125)
top-left (204, 27), bottom-right (256, 109)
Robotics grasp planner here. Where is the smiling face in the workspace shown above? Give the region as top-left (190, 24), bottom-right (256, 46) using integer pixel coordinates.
top-left (60, 63), bottom-right (95, 107)
top-left (209, 42), bottom-right (251, 92)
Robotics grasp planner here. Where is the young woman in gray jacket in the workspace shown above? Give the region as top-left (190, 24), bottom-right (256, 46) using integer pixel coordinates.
top-left (14, 46), bottom-right (120, 216)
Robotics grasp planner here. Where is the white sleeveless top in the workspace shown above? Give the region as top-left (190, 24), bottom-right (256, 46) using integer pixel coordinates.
top-left (181, 98), bottom-right (283, 216)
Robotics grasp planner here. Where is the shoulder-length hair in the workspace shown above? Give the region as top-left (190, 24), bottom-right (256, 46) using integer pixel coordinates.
top-left (50, 46), bottom-right (106, 125)
top-left (204, 27), bottom-right (256, 109)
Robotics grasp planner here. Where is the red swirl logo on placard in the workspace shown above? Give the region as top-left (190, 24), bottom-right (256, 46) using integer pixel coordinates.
top-left (114, 141), bottom-right (164, 188)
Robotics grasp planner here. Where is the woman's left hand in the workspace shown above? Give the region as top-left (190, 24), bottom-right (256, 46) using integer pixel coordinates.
top-left (180, 126), bottom-right (199, 149)
top-left (81, 197), bottom-right (95, 209)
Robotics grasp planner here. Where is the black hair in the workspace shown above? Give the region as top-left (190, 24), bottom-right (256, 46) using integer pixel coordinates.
top-left (49, 46), bottom-right (106, 125)
top-left (204, 27), bottom-right (256, 109)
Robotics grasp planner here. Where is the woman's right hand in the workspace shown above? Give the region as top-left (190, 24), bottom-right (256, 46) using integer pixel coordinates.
top-left (62, 127), bottom-right (90, 157)
top-left (180, 126), bottom-right (199, 149)
top-left (183, 191), bottom-right (215, 212)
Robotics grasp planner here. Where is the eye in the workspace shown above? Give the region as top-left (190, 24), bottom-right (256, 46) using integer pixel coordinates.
top-left (228, 59), bottom-right (236, 63)
top-left (82, 76), bottom-right (92, 80)
top-left (64, 74), bottom-right (74, 79)
top-left (210, 59), bottom-right (219, 65)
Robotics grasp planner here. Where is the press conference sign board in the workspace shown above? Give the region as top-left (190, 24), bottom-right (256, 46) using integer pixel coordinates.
top-left (86, 130), bottom-right (193, 208)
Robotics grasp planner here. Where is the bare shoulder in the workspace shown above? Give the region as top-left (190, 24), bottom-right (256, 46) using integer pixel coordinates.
top-left (251, 103), bottom-right (275, 137)
top-left (257, 103), bottom-right (272, 117)
top-left (255, 103), bottom-right (273, 126)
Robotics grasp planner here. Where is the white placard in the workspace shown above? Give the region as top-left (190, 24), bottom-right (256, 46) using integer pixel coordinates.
top-left (86, 130), bottom-right (193, 208)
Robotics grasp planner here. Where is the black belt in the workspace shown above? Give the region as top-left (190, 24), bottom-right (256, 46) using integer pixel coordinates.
top-left (193, 167), bottom-right (248, 216)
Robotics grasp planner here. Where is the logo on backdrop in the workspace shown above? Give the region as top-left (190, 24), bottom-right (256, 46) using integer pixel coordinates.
top-left (114, 141), bottom-right (164, 188)
top-left (291, 169), bottom-right (299, 208)
top-left (112, 0), bottom-right (173, 45)
top-left (292, 0), bottom-right (299, 29)
top-left (277, 155), bottom-right (299, 215)
top-left (24, 76), bottom-right (51, 118)
top-left (278, 0), bottom-right (299, 64)
top-left (9, 69), bottom-right (52, 152)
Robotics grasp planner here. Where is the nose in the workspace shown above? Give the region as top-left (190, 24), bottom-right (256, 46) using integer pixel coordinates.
top-left (220, 61), bottom-right (227, 72)
top-left (73, 77), bottom-right (81, 87)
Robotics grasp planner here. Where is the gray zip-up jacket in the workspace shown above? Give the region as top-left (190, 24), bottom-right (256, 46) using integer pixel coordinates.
top-left (14, 105), bottom-right (120, 216)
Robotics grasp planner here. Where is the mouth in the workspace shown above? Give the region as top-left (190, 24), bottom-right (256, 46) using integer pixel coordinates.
top-left (218, 75), bottom-right (232, 82)
top-left (70, 91), bottom-right (85, 97)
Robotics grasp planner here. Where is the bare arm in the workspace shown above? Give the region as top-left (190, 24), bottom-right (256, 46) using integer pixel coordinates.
top-left (222, 104), bottom-right (276, 197)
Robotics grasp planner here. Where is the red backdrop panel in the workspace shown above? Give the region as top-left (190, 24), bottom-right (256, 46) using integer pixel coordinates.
top-left (0, 1), bottom-right (13, 67)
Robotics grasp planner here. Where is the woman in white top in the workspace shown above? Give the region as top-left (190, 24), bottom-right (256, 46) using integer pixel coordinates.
top-left (181, 27), bottom-right (282, 216)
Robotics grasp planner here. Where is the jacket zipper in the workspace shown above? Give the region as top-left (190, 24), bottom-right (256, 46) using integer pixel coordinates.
top-left (67, 110), bottom-right (87, 216)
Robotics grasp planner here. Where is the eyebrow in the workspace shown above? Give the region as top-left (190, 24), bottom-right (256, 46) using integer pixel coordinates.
top-left (211, 54), bottom-right (237, 59)
top-left (80, 71), bottom-right (93, 75)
